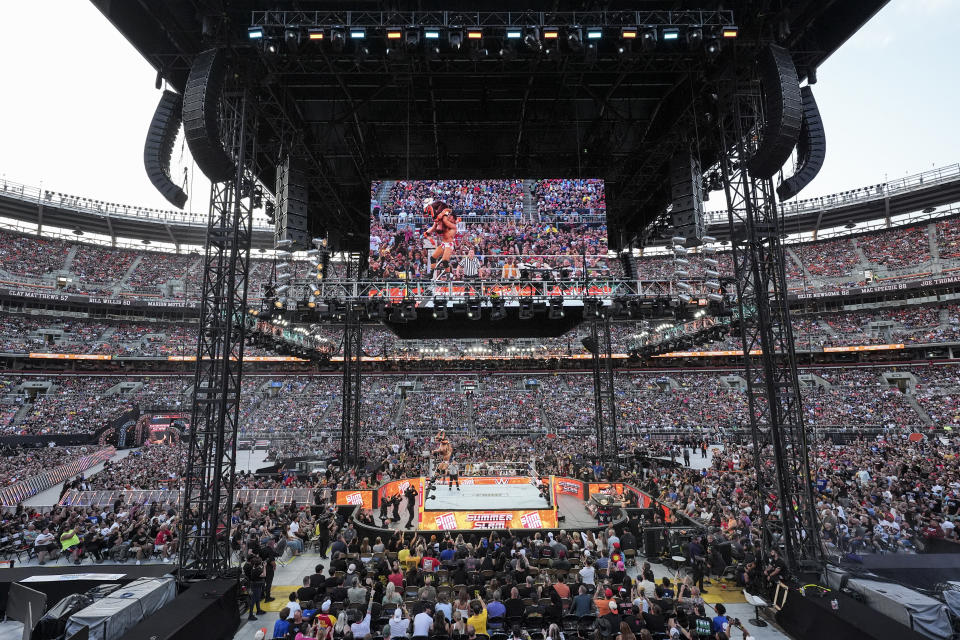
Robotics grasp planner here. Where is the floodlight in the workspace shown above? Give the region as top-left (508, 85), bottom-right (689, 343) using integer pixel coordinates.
top-left (248, 27), bottom-right (264, 40)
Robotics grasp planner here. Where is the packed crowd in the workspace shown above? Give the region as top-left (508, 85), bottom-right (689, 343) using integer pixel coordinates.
top-left (937, 216), bottom-right (960, 259)
top-left (0, 445), bottom-right (92, 487)
top-left (368, 217), bottom-right (611, 281)
top-left (8, 364), bottom-right (960, 441)
top-left (857, 225), bottom-right (932, 270)
top-left (380, 180), bottom-right (525, 218)
top-left (0, 211), bottom-right (959, 302)
top-left (532, 179), bottom-right (606, 217)
top-left (70, 243), bottom-right (137, 285)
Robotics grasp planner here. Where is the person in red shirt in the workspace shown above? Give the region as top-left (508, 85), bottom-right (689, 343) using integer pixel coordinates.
top-left (420, 553), bottom-right (441, 572)
top-left (922, 519), bottom-right (945, 540)
top-left (154, 524), bottom-right (175, 561)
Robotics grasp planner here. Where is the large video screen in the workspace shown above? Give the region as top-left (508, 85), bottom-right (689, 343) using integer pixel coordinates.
top-left (369, 179), bottom-right (609, 281)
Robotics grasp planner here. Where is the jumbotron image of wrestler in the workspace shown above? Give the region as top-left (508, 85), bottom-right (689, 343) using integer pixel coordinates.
top-left (422, 198), bottom-right (460, 276)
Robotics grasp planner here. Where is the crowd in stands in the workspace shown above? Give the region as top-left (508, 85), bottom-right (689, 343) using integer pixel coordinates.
top-left (0, 446), bottom-right (92, 487)
top-left (127, 251), bottom-right (198, 288)
top-left (791, 239), bottom-right (860, 279)
top-left (1, 299), bottom-right (959, 365)
top-left (0, 232), bottom-right (70, 276)
top-left (70, 244), bottom-right (137, 285)
top-left (368, 218), bottom-right (610, 281)
top-left (857, 225), bottom-right (931, 270)
top-left (532, 179), bottom-right (606, 217)
top-left (1, 210), bottom-right (960, 300)
top-left (937, 217), bottom-right (960, 259)
top-left (380, 180), bottom-right (525, 218)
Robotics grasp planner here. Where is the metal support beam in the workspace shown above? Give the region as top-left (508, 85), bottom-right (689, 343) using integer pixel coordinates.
top-left (341, 303), bottom-right (363, 464)
top-left (590, 313), bottom-right (618, 468)
top-left (717, 79), bottom-right (822, 576)
top-left (178, 90), bottom-right (255, 579)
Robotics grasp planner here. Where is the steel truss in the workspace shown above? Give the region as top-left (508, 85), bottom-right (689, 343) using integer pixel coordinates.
top-left (251, 10), bottom-right (734, 29)
top-left (178, 90), bottom-right (256, 578)
top-left (590, 314), bottom-right (619, 467)
top-left (718, 81), bottom-right (822, 574)
top-left (341, 302), bottom-right (363, 464)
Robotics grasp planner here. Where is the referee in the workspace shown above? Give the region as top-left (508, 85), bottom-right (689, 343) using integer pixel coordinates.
top-left (447, 460), bottom-right (460, 490)
top-left (463, 250), bottom-right (481, 279)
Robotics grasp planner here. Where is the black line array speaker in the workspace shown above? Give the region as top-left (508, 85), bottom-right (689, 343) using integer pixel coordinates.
top-left (777, 85), bottom-right (826, 201)
top-left (182, 48), bottom-right (235, 182)
top-left (669, 152), bottom-right (705, 245)
top-left (747, 44), bottom-right (803, 180)
top-left (275, 156), bottom-right (311, 250)
top-left (144, 90), bottom-right (188, 209)
top-left (644, 529), bottom-right (659, 557)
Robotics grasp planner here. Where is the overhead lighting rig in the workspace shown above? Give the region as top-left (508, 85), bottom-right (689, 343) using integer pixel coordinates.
top-left (247, 12), bottom-right (737, 62)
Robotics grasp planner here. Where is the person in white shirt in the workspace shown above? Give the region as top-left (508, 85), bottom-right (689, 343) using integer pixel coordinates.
top-left (286, 592), bottom-right (302, 615)
top-left (388, 607), bottom-right (411, 639)
top-left (578, 559), bottom-right (596, 585)
top-left (413, 608), bottom-right (434, 637)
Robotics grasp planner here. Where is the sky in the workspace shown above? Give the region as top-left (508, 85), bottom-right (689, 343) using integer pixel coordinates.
top-left (0, 0), bottom-right (957, 217)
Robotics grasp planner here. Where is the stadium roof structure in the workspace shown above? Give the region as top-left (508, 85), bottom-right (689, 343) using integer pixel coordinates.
top-left (90, 0), bottom-right (890, 251)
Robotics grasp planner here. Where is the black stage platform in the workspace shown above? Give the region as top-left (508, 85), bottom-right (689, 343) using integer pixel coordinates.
top-left (776, 588), bottom-right (928, 640)
top-left (0, 563), bottom-right (172, 615)
top-left (123, 578), bottom-right (240, 640)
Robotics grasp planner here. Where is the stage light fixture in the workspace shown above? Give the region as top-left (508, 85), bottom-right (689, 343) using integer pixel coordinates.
top-left (285, 28), bottom-right (302, 51)
top-left (548, 298), bottom-right (564, 319)
top-left (490, 299), bottom-right (506, 321)
top-left (467, 29), bottom-right (483, 40)
top-left (467, 299), bottom-right (482, 320)
top-left (308, 29), bottom-right (324, 41)
top-left (424, 30), bottom-right (440, 40)
top-left (389, 305), bottom-right (403, 323)
top-left (543, 28), bottom-right (559, 40)
top-left (621, 28), bottom-right (637, 39)
top-left (386, 30), bottom-right (402, 40)
top-left (722, 26), bottom-right (739, 39)
top-left (705, 38), bottom-right (721, 59)
top-left (449, 31), bottom-right (463, 50)
top-left (519, 298), bottom-right (534, 320)
top-left (662, 27), bottom-right (680, 41)
top-left (583, 299), bottom-right (601, 319)
top-left (587, 29), bottom-right (603, 40)
top-left (523, 29), bottom-right (542, 52)
top-left (350, 29), bottom-right (366, 39)
top-left (432, 298), bottom-right (448, 320)
top-left (566, 28), bottom-right (583, 51)
top-left (401, 300), bottom-right (417, 321)
top-left (506, 29), bottom-right (522, 39)
top-left (248, 27), bottom-right (264, 40)
top-left (640, 28), bottom-right (657, 51)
